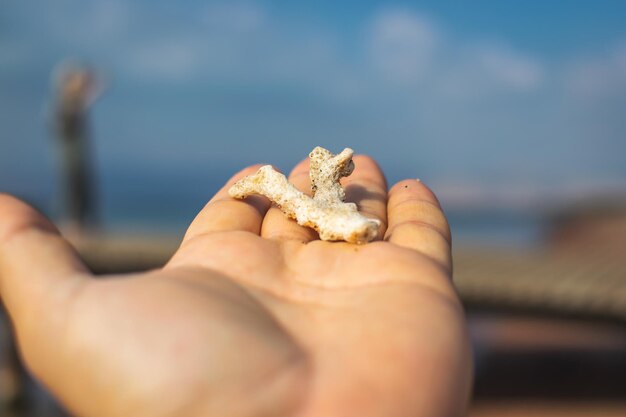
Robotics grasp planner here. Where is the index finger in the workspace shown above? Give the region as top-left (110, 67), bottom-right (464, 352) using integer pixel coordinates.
top-left (260, 158), bottom-right (319, 242)
top-left (183, 165), bottom-right (272, 241)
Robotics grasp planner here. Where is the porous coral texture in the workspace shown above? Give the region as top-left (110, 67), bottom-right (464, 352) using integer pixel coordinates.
top-left (229, 147), bottom-right (381, 244)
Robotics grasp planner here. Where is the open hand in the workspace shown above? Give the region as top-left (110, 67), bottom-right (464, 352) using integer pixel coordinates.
top-left (0, 155), bottom-right (472, 417)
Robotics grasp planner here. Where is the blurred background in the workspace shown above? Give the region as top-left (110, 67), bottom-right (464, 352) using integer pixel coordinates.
top-left (1, 0), bottom-right (625, 416)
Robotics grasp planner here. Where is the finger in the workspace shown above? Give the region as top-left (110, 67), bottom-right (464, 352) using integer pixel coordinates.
top-left (184, 165), bottom-right (272, 241)
top-left (341, 155), bottom-right (388, 239)
top-left (0, 193), bottom-right (90, 346)
top-left (385, 180), bottom-right (452, 269)
top-left (261, 158), bottom-right (318, 242)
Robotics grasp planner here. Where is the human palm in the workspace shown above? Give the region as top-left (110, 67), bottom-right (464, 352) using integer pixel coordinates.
top-left (0, 156), bottom-right (472, 417)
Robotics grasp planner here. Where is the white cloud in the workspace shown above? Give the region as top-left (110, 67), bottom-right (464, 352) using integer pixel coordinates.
top-left (202, 1), bottom-right (267, 34)
top-left (87, 1), bottom-right (130, 40)
top-left (125, 39), bottom-right (202, 82)
top-left (118, 1), bottom-right (275, 83)
top-left (475, 45), bottom-right (543, 91)
top-left (47, 0), bottom-right (130, 46)
top-left (116, 4), bottom-right (544, 100)
top-left (436, 44), bottom-right (543, 99)
top-left (366, 8), bottom-right (542, 97)
top-left (4, 0), bottom-right (625, 192)
top-left (368, 9), bottom-right (440, 83)
top-left (119, 3), bottom-right (353, 92)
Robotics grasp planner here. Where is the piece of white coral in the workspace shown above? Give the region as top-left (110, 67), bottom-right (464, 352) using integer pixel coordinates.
top-left (229, 147), bottom-right (381, 244)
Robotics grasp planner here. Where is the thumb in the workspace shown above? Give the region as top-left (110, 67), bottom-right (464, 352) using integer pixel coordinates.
top-left (0, 193), bottom-right (90, 348)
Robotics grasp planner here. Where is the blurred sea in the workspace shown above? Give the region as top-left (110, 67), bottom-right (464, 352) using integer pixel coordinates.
top-left (3, 163), bottom-right (548, 248)
top-left (88, 165), bottom-right (548, 248)
top-left (4, 163), bottom-right (548, 248)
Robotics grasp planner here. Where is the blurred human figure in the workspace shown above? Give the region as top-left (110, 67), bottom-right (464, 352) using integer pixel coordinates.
top-left (51, 62), bottom-right (103, 233)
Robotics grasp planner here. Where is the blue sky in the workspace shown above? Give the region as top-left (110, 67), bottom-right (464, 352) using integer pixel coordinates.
top-left (1, 0), bottom-right (626, 225)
